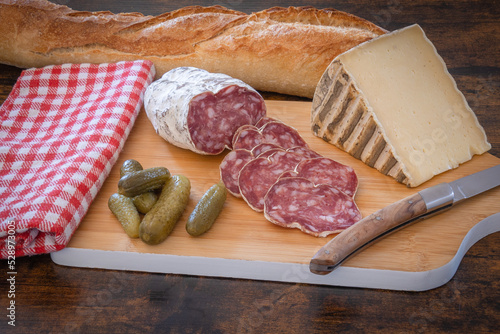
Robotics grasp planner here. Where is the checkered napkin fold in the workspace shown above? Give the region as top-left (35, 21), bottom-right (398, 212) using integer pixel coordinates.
top-left (0, 60), bottom-right (155, 258)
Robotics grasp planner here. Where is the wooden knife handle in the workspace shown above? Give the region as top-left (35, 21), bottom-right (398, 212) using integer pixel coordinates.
top-left (310, 193), bottom-right (428, 275)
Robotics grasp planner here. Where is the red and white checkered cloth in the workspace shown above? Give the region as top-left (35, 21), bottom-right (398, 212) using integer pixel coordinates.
top-left (0, 60), bottom-right (155, 258)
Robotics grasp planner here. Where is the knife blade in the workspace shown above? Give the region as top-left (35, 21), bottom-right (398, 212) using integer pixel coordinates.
top-left (309, 164), bottom-right (500, 275)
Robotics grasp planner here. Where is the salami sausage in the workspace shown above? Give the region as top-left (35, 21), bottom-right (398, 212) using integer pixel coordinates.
top-left (219, 149), bottom-right (254, 197)
top-left (293, 157), bottom-right (358, 197)
top-left (264, 177), bottom-right (362, 237)
top-left (144, 67), bottom-right (266, 155)
top-left (239, 150), bottom-right (305, 211)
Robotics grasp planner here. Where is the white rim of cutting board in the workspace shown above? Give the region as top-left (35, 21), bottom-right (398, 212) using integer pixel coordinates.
top-left (50, 212), bottom-right (499, 291)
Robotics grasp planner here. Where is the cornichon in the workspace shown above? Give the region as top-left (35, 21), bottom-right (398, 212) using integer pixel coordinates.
top-left (133, 191), bottom-right (158, 214)
top-left (119, 159), bottom-right (158, 214)
top-left (186, 181), bottom-right (227, 237)
top-left (140, 175), bottom-right (191, 245)
top-left (118, 167), bottom-right (171, 197)
top-left (120, 159), bottom-right (143, 177)
top-left (108, 193), bottom-right (141, 238)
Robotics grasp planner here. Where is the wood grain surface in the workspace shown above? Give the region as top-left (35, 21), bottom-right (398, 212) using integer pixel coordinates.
top-left (64, 101), bottom-right (500, 274)
top-left (310, 192), bottom-right (428, 274)
top-left (0, 0), bottom-right (499, 333)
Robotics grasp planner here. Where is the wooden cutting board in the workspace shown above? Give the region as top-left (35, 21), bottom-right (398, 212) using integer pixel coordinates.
top-left (51, 100), bottom-right (500, 291)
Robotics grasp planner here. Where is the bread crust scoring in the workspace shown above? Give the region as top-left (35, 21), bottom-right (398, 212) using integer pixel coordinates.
top-left (0, 0), bottom-right (386, 97)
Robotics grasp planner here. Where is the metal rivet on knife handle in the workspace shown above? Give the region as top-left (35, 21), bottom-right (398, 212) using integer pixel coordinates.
top-left (309, 193), bottom-right (428, 275)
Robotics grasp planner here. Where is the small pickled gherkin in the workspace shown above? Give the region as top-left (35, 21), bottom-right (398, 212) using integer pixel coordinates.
top-left (118, 167), bottom-right (170, 197)
top-left (140, 175), bottom-right (191, 245)
top-left (133, 191), bottom-right (159, 214)
top-left (108, 193), bottom-right (141, 238)
top-left (119, 159), bottom-right (158, 214)
top-left (120, 159), bottom-right (143, 177)
top-left (186, 181), bottom-right (227, 237)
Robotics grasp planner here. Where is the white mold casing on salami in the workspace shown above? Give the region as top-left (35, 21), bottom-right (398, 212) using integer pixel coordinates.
top-left (144, 67), bottom-right (266, 155)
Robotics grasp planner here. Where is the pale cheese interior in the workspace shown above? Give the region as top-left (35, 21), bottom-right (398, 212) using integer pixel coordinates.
top-left (337, 24), bottom-right (490, 186)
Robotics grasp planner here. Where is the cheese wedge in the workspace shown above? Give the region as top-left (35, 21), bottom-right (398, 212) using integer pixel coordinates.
top-left (311, 24), bottom-right (491, 187)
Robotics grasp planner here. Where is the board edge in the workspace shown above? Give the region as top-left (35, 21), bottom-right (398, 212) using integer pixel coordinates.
top-left (50, 212), bottom-right (500, 291)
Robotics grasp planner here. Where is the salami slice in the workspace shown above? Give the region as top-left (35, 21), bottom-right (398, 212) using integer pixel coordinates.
top-left (231, 124), bottom-right (257, 148)
top-left (260, 122), bottom-right (308, 149)
top-left (232, 125), bottom-right (263, 151)
top-left (220, 149), bottom-right (254, 197)
top-left (286, 146), bottom-right (322, 159)
top-left (279, 170), bottom-right (297, 178)
top-left (272, 149), bottom-right (307, 167)
top-left (239, 150), bottom-right (305, 211)
top-left (293, 157), bottom-right (358, 197)
top-left (251, 143), bottom-right (283, 157)
top-left (264, 177), bottom-right (362, 237)
top-left (256, 148), bottom-right (284, 159)
top-left (233, 120), bottom-right (309, 152)
top-left (255, 116), bottom-right (281, 128)
top-left (144, 67), bottom-right (266, 155)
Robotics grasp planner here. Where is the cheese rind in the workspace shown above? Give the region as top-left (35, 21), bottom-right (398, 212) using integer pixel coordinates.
top-left (311, 24), bottom-right (491, 187)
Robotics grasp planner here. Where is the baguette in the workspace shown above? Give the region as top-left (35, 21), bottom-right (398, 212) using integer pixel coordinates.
top-left (0, 0), bottom-right (386, 98)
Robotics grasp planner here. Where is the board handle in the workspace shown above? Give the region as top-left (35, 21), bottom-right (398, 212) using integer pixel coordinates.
top-left (310, 193), bottom-right (428, 275)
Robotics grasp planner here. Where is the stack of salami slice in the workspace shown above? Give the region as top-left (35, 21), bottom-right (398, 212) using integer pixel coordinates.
top-left (220, 117), bottom-right (362, 237)
top-left (143, 67), bottom-right (361, 237)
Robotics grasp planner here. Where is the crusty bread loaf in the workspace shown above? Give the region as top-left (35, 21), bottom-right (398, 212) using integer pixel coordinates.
top-left (0, 0), bottom-right (386, 97)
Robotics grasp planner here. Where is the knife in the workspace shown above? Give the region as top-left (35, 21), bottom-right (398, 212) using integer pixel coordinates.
top-left (310, 164), bottom-right (500, 275)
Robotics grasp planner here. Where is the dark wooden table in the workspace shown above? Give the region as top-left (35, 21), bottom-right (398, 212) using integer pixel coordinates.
top-left (1, 1), bottom-right (499, 333)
